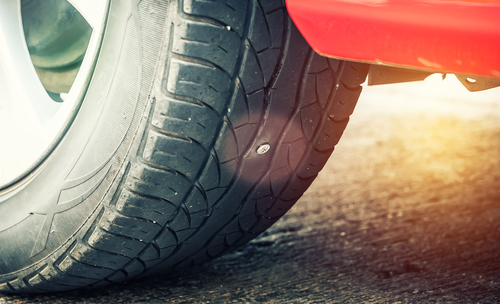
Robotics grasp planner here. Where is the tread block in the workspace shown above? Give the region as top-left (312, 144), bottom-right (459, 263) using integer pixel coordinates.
top-left (265, 198), bottom-right (298, 218)
top-left (116, 189), bottom-right (177, 226)
top-left (282, 114), bottom-right (305, 144)
top-left (300, 103), bottom-right (321, 141)
top-left (316, 69), bottom-right (334, 109)
top-left (207, 244), bottom-right (226, 257)
top-left (36, 277), bottom-right (95, 289)
top-left (106, 270), bottom-right (127, 282)
top-left (225, 232), bottom-right (241, 245)
top-left (153, 96), bottom-right (220, 148)
top-left (199, 154), bottom-right (220, 190)
top-left (260, 0), bottom-right (284, 14)
top-left (173, 19), bottom-right (240, 75)
top-left (247, 89), bottom-right (265, 124)
top-left (6, 279), bottom-right (29, 292)
top-left (214, 121), bottom-right (239, 162)
top-left (299, 73), bottom-right (317, 108)
top-left (99, 208), bottom-right (161, 243)
top-left (219, 159), bottom-right (237, 188)
top-left (138, 243), bottom-right (160, 262)
top-left (230, 85), bottom-right (250, 127)
top-left (144, 259), bottom-right (164, 269)
top-left (289, 138), bottom-right (307, 171)
top-left (89, 280), bottom-right (111, 288)
top-left (70, 243), bottom-right (130, 270)
top-left (26, 275), bottom-right (45, 288)
top-left (252, 175), bottom-right (273, 199)
top-left (159, 245), bottom-right (177, 259)
top-left (220, 217), bottom-right (240, 235)
top-left (251, 217), bottom-right (278, 234)
top-left (266, 93), bottom-right (296, 125)
top-left (176, 228), bottom-right (197, 243)
top-left (206, 188), bottom-right (226, 206)
top-left (239, 41), bottom-right (265, 94)
top-left (166, 58), bottom-right (231, 114)
top-left (185, 186), bottom-right (208, 213)
top-left (234, 123), bottom-right (259, 154)
top-left (39, 265), bottom-right (59, 282)
top-left (257, 48), bottom-right (281, 86)
top-left (329, 84), bottom-right (362, 122)
top-left (282, 179), bottom-right (308, 201)
top-left (272, 142), bottom-right (289, 171)
top-left (0, 282), bottom-right (12, 292)
top-left (296, 148), bottom-right (332, 179)
top-left (183, 0), bottom-right (247, 36)
top-left (341, 61), bottom-right (369, 88)
top-left (127, 162), bottom-right (191, 205)
top-left (36, 285), bottom-right (75, 292)
top-left (168, 208), bottom-right (190, 232)
top-left (313, 117), bottom-right (349, 152)
top-left (156, 228), bottom-right (177, 249)
top-left (57, 256), bottom-right (114, 280)
top-left (271, 166), bottom-right (290, 196)
top-left (191, 251), bottom-right (210, 266)
top-left (87, 228), bottom-right (147, 258)
top-left (266, 9), bottom-right (285, 48)
top-left (307, 53), bottom-right (330, 74)
top-left (123, 258), bottom-right (145, 277)
top-left (256, 196), bottom-right (275, 215)
top-left (239, 213), bottom-right (259, 231)
top-left (248, 3), bottom-right (271, 53)
top-left (189, 210), bottom-right (206, 228)
top-left (143, 130), bottom-right (206, 179)
top-left (239, 199), bottom-right (257, 217)
top-left (327, 58), bottom-right (340, 76)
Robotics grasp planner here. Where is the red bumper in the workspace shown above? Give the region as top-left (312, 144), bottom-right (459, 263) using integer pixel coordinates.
top-left (287, 0), bottom-right (500, 78)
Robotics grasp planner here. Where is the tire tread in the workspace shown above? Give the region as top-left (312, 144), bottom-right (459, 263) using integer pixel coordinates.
top-left (0, 0), bottom-right (368, 293)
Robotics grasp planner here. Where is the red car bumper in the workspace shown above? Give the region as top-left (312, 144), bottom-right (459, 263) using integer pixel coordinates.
top-left (287, 0), bottom-right (500, 78)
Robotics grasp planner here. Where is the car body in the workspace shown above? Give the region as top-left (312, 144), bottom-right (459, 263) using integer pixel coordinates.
top-left (287, 0), bottom-right (500, 79)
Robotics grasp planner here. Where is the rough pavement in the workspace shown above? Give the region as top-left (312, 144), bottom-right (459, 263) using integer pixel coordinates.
top-left (2, 75), bottom-right (500, 303)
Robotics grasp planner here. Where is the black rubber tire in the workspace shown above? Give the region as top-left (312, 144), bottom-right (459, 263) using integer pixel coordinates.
top-left (0, 0), bottom-right (368, 293)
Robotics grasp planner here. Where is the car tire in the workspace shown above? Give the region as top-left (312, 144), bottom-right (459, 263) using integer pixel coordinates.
top-left (0, 0), bottom-right (368, 293)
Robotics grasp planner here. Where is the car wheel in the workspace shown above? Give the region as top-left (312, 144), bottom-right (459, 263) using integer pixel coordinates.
top-left (0, 0), bottom-right (368, 293)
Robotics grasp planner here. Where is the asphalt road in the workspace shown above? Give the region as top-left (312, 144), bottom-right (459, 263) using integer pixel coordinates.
top-left (2, 75), bottom-right (500, 303)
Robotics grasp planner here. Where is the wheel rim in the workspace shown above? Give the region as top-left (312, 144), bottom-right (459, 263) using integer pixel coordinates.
top-left (0, 0), bottom-right (109, 189)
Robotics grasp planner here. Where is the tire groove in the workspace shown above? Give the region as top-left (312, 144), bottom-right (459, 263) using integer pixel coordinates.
top-left (162, 0), bottom-right (290, 270)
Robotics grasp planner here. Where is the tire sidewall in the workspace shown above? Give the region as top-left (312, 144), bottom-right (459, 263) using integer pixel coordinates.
top-left (0, 0), bottom-right (168, 278)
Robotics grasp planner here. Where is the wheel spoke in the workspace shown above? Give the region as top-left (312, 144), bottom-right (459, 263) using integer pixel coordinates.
top-left (0, 1), bottom-right (58, 126)
top-left (0, 1), bottom-right (63, 185)
top-left (67, 0), bottom-right (108, 29)
top-left (0, 0), bottom-right (110, 187)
